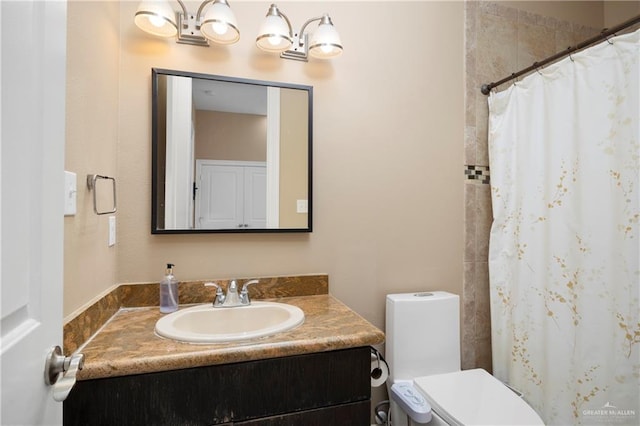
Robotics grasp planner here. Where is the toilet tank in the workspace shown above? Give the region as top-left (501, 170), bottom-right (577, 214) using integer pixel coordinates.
top-left (386, 291), bottom-right (461, 382)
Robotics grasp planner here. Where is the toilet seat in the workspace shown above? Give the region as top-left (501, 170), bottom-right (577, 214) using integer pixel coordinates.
top-left (413, 369), bottom-right (545, 426)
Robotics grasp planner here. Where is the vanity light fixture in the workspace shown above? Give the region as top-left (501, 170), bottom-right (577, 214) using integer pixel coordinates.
top-left (134, 0), bottom-right (239, 47)
top-left (256, 4), bottom-right (343, 61)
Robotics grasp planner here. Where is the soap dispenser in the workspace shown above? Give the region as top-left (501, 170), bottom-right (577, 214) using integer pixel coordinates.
top-left (160, 263), bottom-right (179, 313)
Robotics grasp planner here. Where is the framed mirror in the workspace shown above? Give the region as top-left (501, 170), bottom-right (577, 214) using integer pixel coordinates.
top-left (151, 69), bottom-right (312, 234)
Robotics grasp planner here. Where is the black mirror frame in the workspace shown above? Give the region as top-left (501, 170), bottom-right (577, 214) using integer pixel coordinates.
top-left (151, 68), bottom-right (313, 234)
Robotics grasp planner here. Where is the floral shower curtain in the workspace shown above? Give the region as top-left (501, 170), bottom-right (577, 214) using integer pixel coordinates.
top-left (488, 29), bottom-right (639, 425)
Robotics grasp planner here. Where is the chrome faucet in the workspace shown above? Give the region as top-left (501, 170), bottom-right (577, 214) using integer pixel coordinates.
top-left (204, 279), bottom-right (260, 308)
top-left (223, 280), bottom-right (241, 306)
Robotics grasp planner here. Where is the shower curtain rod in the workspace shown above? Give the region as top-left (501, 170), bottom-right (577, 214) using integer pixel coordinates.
top-left (480, 14), bottom-right (640, 95)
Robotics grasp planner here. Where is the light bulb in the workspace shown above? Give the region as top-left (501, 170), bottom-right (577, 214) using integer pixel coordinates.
top-left (268, 36), bottom-right (281, 46)
top-left (212, 22), bottom-right (228, 35)
top-left (148, 15), bottom-right (165, 28)
top-left (320, 44), bottom-right (332, 54)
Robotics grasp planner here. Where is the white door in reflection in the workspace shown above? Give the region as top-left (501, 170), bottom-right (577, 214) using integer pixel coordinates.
top-left (196, 160), bottom-right (267, 229)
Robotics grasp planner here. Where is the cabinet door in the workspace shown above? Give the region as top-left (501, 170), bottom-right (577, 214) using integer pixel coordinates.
top-left (234, 401), bottom-right (370, 425)
top-left (64, 348), bottom-right (371, 426)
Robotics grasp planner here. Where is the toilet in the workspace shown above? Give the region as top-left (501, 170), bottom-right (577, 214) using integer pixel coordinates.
top-left (386, 291), bottom-right (545, 425)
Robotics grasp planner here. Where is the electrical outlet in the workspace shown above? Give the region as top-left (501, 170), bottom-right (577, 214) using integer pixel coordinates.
top-left (108, 216), bottom-right (116, 247)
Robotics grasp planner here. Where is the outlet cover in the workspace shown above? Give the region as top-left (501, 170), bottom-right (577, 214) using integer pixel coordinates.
top-left (108, 216), bottom-right (116, 247)
top-left (296, 199), bottom-right (308, 214)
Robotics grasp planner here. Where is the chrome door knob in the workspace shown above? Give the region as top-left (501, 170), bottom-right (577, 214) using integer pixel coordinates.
top-left (44, 345), bottom-right (84, 402)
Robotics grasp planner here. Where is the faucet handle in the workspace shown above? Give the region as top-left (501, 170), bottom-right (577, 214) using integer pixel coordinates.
top-left (240, 280), bottom-right (260, 305)
top-left (204, 282), bottom-right (224, 306)
top-left (204, 281), bottom-right (221, 291)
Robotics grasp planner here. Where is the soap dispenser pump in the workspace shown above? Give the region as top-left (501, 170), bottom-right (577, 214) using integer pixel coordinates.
top-left (160, 263), bottom-right (179, 313)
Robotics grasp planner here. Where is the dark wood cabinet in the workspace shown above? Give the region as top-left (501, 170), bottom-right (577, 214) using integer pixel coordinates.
top-left (64, 347), bottom-right (371, 425)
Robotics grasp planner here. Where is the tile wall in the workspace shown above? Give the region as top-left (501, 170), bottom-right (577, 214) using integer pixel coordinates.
top-left (462, 1), bottom-right (599, 370)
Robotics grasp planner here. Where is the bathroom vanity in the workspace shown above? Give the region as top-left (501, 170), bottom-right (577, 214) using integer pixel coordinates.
top-left (62, 277), bottom-right (384, 425)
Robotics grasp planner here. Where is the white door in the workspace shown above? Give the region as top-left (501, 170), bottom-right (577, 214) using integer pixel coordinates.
top-left (195, 160), bottom-right (266, 229)
top-left (1, 0), bottom-right (67, 424)
top-left (196, 161), bottom-right (244, 229)
top-left (244, 166), bottom-right (267, 228)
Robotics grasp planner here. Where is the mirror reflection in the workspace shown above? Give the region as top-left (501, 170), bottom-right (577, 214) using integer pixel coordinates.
top-left (152, 69), bottom-right (312, 233)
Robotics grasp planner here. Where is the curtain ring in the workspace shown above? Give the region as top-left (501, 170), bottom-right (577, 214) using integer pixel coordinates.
top-left (606, 34), bottom-right (615, 44)
top-left (569, 53), bottom-right (575, 62)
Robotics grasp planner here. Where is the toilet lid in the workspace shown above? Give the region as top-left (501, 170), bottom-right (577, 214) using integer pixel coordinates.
top-left (414, 369), bottom-right (544, 426)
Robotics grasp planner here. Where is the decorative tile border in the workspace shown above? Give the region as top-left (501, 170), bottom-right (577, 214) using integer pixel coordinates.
top-left (465, 165), bottom-right (490, 184)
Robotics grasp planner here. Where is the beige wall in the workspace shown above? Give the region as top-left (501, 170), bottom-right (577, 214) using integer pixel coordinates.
top-left (194, 110), bottom-right (267, 161)
top-left (64, 1), bottom-right (466, 330)
top-left (116, 0), bottom-right (465, 329)
top-left (64, 1), bottom-right (120, 318)
top-left (279, 88), bottom-right (308, 228)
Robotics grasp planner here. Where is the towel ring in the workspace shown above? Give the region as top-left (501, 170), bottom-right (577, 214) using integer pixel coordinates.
top-left (86, 174), bottom-right (117, 215)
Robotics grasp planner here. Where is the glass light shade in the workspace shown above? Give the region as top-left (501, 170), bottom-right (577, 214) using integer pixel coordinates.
top-left (134, 0), bottom-right (178, 38)
top-left (256, 14), bottom-right (292, 52)
top-left (308, 19), bottom-right (343, 59)
top-left (200, 0), bottom-right (240, 45)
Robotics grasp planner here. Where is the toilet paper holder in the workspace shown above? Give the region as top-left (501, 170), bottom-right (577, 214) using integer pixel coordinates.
top-left (370, 347), bottom-right (389, 387)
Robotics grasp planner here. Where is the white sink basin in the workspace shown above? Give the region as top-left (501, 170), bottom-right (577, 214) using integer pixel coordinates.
top-left (155, 301), bottom-right (305, 343)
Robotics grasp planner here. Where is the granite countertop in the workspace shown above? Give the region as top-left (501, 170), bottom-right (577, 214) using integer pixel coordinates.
top-left (76, 294), bottom-right (385, 381)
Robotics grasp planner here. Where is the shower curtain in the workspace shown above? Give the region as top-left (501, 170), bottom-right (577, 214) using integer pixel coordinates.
top-left (488, 29), bottom-right (639, 425)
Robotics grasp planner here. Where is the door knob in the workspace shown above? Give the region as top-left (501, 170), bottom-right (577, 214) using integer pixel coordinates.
top-left (44, 345), bottom-right (84, 402)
